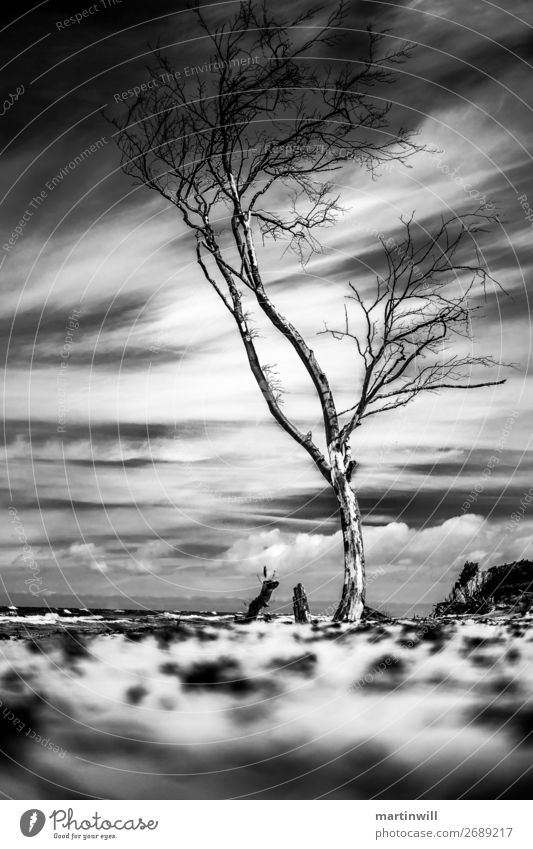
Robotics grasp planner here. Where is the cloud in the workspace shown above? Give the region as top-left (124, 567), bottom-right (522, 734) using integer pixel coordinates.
top-left (2, 0), bottom-right (532, 609)
top-left (216, 514), bottom-right (533, 603)
top-left (68, 542), bottom-right (108, 573)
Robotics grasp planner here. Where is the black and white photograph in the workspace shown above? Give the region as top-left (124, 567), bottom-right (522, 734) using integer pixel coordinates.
top-left (1, 0), bottom-right (533, 826)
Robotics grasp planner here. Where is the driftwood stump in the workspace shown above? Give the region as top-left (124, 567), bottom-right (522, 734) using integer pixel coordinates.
top-left (243, 578), bottom-right (279, 623)
top-left (293, 583), bottom-right (312, 623)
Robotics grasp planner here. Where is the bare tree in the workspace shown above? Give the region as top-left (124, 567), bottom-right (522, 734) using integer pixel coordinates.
top-left (111, 1), bottom-right (504, 622)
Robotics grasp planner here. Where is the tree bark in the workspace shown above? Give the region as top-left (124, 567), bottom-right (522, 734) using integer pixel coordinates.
top-left (242, 579), bottom-right (279, 623)
top-left (293, 583), bottom-right (312, 623)
top-left (330, 450), bottom-right (366, 623)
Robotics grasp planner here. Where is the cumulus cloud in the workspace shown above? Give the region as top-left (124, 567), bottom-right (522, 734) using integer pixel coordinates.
top-left (68, 542), bottom-right (109, 573)
top-left (217, 514), bottom-right (533, 602)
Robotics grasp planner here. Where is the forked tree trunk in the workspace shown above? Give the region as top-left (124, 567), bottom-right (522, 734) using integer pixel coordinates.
top-left (330, 451), bottom-right (366, 623)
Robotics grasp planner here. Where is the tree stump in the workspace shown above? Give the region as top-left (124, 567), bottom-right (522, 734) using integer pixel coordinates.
top-left (293, 583), bottom-right (311, 623)
top-left (243, 578), bottom-right (279, 623)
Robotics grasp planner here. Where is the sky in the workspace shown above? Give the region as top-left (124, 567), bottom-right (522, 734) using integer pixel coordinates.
top-left (1, 0), bottom-right (533, 614)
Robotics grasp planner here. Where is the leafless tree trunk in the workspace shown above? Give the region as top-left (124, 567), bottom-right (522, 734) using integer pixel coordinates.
top-left (330, 450), bottom-right (365, 621)
top-left (293, 583), bottom-right (312, 623)
top-left (243, 577), bottom-right (279, 623)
